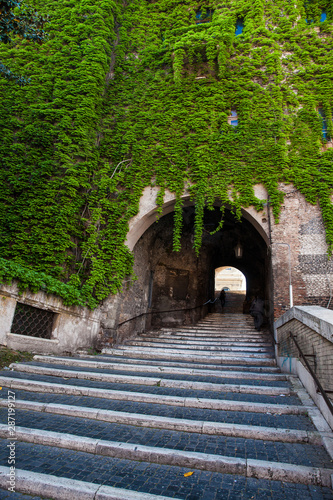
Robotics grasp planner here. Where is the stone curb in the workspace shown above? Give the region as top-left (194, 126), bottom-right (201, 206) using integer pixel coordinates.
top-left (33, 355), bottom-right (287, 381)
top-left (0, 399), bottom-right (320, 444)
top-left (9, 363), bottom-right (291, 395)
top-left (0, 466), bottom-right (178, 500)
top-left (101, 349), bottom-right (276, 366)
top-left (0, 376), bottom-right (303, 414)
top-left (0, 428), bottom-right (332, 487)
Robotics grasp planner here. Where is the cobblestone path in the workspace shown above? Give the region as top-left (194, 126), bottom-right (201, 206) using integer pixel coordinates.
top-left (0, 313), bottom-right (332, 499)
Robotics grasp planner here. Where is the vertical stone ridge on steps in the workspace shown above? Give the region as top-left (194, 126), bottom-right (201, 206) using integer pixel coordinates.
top-left (0, 313), bottom-right (332, 499)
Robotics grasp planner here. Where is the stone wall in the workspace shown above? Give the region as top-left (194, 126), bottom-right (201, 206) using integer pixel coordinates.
top-left (0, 283), bottom-right (101, 354)
top-left (103, 209), bottom-right (213, 345)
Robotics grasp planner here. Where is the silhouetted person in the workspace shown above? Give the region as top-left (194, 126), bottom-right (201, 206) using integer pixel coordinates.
top-left (219, 289), bottom-right (226, 308)
top-left (250, 296), bottom-right (264, 331)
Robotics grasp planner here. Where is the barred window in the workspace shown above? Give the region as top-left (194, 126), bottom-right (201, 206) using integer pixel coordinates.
top-left (11, 303), bottom-right (55, 339)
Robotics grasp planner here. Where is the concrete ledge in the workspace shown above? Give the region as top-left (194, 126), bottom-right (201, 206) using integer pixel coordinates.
top-left (6, 333), bottom-right (60, 355)
top-left (0, 399), bottom-right (319, 444)
top-left (274, 306), bottom-right (333, 343)
top-left (0, 376), bottom-right (304, 414)
top-left (9, 334), bottom-right (59, 344)
top-left (0, 466), bottom-right (178, 500)
top-left (0, 428), bottom-right (332, 487)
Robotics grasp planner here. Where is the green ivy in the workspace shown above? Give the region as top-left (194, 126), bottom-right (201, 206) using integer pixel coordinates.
top-left (0, 0), bottom-right (333, 307)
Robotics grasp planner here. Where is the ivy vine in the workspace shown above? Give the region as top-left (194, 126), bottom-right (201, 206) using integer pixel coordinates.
top-left (0, 0), bottom-right (333, 307)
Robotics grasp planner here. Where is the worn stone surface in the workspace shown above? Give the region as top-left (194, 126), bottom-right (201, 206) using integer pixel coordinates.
top-left (0, 313), bottom-right (333, 498)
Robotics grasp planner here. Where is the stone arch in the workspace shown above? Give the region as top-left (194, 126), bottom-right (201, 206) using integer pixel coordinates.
top-left (126, 185), bottom-right (270, 251)
top-left (114, 186), bottom-right (272, 337)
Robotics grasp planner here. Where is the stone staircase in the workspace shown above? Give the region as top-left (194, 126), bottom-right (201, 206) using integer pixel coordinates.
top-left (0, 313), bottom-right (333, 499)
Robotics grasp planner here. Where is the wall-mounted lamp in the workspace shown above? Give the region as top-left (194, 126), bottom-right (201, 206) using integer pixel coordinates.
top-left (234, 242), bottom-right (243, 259)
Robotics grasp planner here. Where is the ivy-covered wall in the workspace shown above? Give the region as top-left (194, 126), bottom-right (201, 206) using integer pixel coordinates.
top-left (0, 0), bottom-right (333, 308)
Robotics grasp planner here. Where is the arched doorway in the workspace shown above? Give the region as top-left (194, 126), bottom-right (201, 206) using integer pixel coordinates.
top-left (115, 202), bottom-right (272, 336)
top-left (215, 266), bottom-right (247, 313)
top-left (215, 266), bottom-right (246, 292)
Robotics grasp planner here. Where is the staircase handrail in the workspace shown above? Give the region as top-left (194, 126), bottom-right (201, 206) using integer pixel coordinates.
top-left (289, 331), bottom-right (333, 417)
top-left (117, 298), bottom-right (218, 328)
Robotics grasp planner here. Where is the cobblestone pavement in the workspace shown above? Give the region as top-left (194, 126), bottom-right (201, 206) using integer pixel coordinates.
top-left (0, 489), bottom-right (44, 499)
top-left (16, 360), bottom-right (290, 387)
top-left (0, 407), bottom-right (331, 467)
top-left (0, 387), bottom-right (314, 430)
top-left (0, 313), bottom-right (332, 499)
top-left (0, 368), bottom-right (301, 404)
top-left (0, 440), bottom-right (332, 499)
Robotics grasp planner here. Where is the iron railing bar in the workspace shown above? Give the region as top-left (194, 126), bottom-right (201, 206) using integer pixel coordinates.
top-left (118, 299), bottom-right (217, 327)
top-left (289, 331), bottom-right (333, 417)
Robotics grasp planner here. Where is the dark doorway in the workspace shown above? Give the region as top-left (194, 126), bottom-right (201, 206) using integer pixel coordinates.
top-left (117, 204), bottom-right (271, 335)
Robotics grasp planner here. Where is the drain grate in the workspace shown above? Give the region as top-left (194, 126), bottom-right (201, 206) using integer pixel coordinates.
top-left (11, 303), bottom-right (55, 339)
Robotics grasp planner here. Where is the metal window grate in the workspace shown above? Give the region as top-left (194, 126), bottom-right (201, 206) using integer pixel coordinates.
top-left (11, 303), bottom-right (54, 339)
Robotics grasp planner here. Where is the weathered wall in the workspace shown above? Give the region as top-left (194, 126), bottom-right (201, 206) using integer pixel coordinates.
top-left (0, 283), bottom-right (101, 354)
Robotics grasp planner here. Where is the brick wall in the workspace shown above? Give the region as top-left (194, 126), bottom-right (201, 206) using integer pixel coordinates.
top-left (271, 184), bottom-right (333, 318)
top-left (276, 318), bottom-right (333, 393)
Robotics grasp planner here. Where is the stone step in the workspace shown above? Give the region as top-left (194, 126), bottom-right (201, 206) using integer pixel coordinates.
top-left (113, 346), bottom-right (274, 359)
top-left (102, 348), bottom-right (277, 365)
top-left (0, 399), bottom-right (320, 444)
top-left (117, 344), bottom-right (272, 358)
top-left (0, 376), bottom-right (301, 413)
top-left (4, 406), bottom-right (331, 468)
top-left (87, 354), bottom-right (281, 372)
top-left (9, 363), bottom-right (291, 395)
top-left (2, 311), bottom-right (332, 498)
top-left (1, 368), bottom-right (299, 405)
top-left (33, 356), bottom-right (286, 381)
top-left (139, 338), bottom-right (271, 345)
top-left (159, 330), bottom-right (271, 338)
top-left (136, 336), bottom-right (273, 346)
top-left (1, 453), bottom-right (332, 499)
top-left (2, 426), bottom-right (332, 487)
top-left (162, 326), bottom-right (262, 332)
top-left (126, 341), bottom-right (274, 353)
top-left (0, 466), bottom-right (180, 500)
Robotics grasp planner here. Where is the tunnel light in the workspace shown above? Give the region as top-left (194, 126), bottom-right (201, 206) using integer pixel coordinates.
top-left (234, 242), bottom-right (243, 259)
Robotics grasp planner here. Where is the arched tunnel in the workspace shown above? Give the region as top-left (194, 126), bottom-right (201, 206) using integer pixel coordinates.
top-left (116, 204), bottom-right (272, 336)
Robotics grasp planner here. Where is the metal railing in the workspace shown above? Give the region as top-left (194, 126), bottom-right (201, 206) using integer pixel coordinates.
top-left (117, 298), bottom-right (218, 327)
top-left (289, 331), bottom-right (333, 417)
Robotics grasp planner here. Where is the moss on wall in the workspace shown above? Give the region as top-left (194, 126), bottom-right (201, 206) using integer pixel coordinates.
top-left (0, 0), bottom-right (333, 307)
